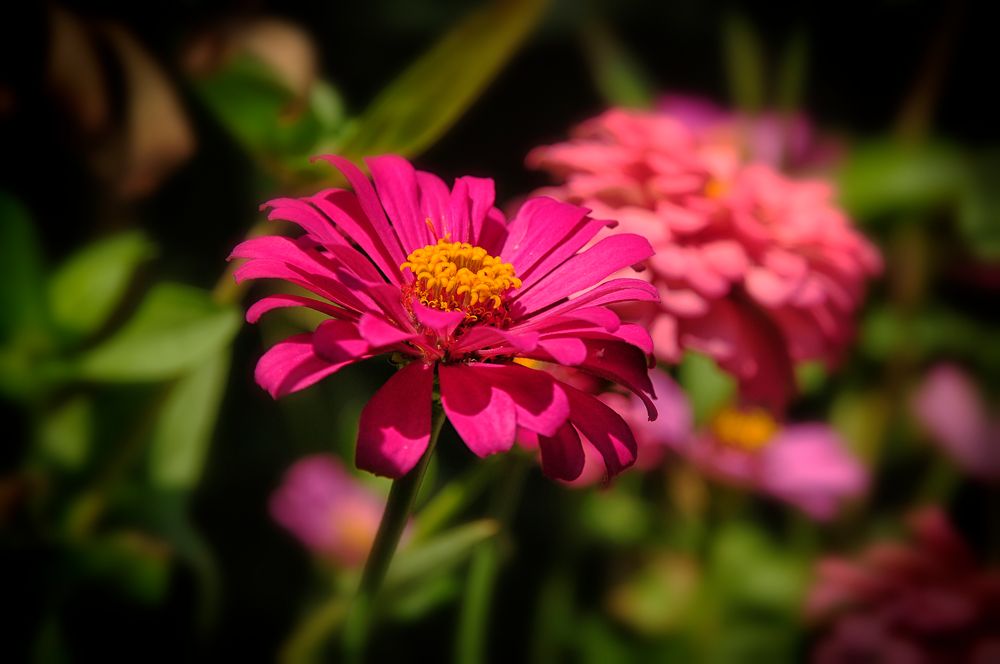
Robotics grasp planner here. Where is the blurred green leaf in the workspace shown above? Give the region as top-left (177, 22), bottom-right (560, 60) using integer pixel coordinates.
top-left (722, 13), bottom-right (766, 112)
top-left (709, 521), bottom-right (806, 613)
top-left (775, 29), bottom-right (808, 112)
top-left (70, 531), bottom-right (172, 604)
top-left (75, 283), bottom-right (239, 382)
top-left (678, 352), bottom-right (736, 425)
top-left (384, 519), bottom-right (499, 594)
top-left (830, 389), bottom-right (891, 465)
top-left (148, 351), bottom-right (231, 490)
top-left (48, 231), bottom-right (155, 341)
top-left (580, 22), bottom-right (655, 109)
top-left (578, 488), bottom-right (653, 546)
top-left (337, 0), bottom-right (547, 159)
top-left (958, 151), bottom-right (1000, 260)
top-left (36, 395), bottom-right (93, 471)
top-left (607, 554), bottom-right (701, 636)
top-left (838, 140), bottom-right (966, 219)
top-left (194, 55), bottom-right (346, 168)
top-left (0, 192), bottom-right (49, 345)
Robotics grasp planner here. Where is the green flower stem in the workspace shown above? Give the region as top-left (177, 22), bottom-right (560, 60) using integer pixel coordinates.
top-left (342, 401), bottom-right (446, 662)
top-left (455, 454), bottom-right (529, 664)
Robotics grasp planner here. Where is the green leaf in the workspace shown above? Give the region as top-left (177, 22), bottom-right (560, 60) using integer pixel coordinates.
top-left (709, 521), bottom-right (806, 614)
top-left (337, 0), bottom-right (547, 159)
top-left (775, 29), bottom-right (808, 112)
top-left (722, 13), bottom-right (766, 112)
top-left (677, 352), bottom-right (736, 426)
top-left (75, 283), bottom-right (240, 382)
top-left (36, 395), bottom-right (93, 471)
top-left (958, 150), bottom-right (1000, 260)
top-left (48, 231), bottom-right (155, 341)
top-left (384, 519), bottom-right (499, 593)
top-left (148, 350), bottom-right (231, 489)
top-left (0, 192), bottom-right (49, 345)
top-left (580, 22), bottom-right (655, 109)
top-left (193, 55), bottom-right (347, 167)
top-left (837, 140), bottom-right (967, 220)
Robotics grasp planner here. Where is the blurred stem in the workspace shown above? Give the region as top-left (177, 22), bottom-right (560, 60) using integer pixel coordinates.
top-left (455, 454), bottom-right (529, 664)
top-left (342, 401), bottom-right (446, 663)
top-left (414, 459), bottom-right (496, 542)
top-left (281, 592), bottom-right (350, 664)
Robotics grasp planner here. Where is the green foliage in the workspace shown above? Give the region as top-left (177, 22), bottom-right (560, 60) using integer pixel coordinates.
top-left (580, 22), bottom-right (655, 109)
top-left (75, 283), bottom-right (239, 382)
top-left (722, 13), bottom-right (766, 112)
top-left (48, 231), bottom-right (156, 341)
top-left (838, 140), bottom-right (966, 220)
top-left (958, 150), bottom-right (1000, 259)
top-left (337, 0), bottom-right (548, 159)
top-left (148, 351), bottom-right (231, 490)
top-left (36, 395), bottom-right (94, 472)
top-left (678, 352), bottom-right (736, 426)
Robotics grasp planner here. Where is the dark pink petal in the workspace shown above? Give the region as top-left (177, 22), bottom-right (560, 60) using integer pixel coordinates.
top-left (439, 364), bottom-right (517, 457)
top-left (366, 155), bottom-right (435, 252)
top-left (411, 301), bottom-right (464, 338)
top-left (356, 361), bottom-right (434, 477)
top-left (255, 333), bottom-right (353, 398)
top-left (309, 189), bottom-right (404, 286)
top-left (526, 279), bottom-right (659, 322)
top-left (452, 327), bottom-right (540, 355)
top-left (537, 422), bottom-right (585, 481)
top-left (233, 258), bottom-right (372, 313)
top-left (260, 196), bottom-right (349, 249)
top-left (564, 386), bottom-right (638, 478)
top-left (448, 176), bottom-right (496, 244)
top-left (514, 234), bottom-right (654, 314)
top-left (357, 312), bottom-right (417, 347)
top-left (415, 171), bottom-right (451, 238)
top-left (537, 337), bottom-right (588, 365)
top-left (312, 319), bottom-right (371, 364)
top-left (246, 294), bottom-right (353, 324)
top-left (471, 363), bottom-right (570, 437)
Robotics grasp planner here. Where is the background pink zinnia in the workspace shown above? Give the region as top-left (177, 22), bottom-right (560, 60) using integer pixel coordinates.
top-left (529, 108), bottom-right (881, 412)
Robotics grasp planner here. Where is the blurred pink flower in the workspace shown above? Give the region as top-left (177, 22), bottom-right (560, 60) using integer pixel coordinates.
top-left (910, 363), bottom-right (1000, 482)
top-left (270, 455), bottom-right (397, 567)
top-left (231, 154), bottom-right (659, 482)
top-left (658, 93), bottom-right (843, 171)
top-left (518, 366), bottom-right (692, 486)
top-left (807, 507), bottom-right (1000, 663)
top-left (529, 109), bottom-right (881, 412)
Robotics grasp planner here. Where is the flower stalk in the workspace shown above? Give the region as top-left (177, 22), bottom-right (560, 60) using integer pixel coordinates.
top-left (342, 399), bottom-right (446, 662)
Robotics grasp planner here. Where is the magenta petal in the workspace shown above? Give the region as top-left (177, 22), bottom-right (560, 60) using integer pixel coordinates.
top-left (448, 176), bottom-right (496, 244)
top-left (565, 386), bottom-right (638, 477)
top-left (312, 319), bottom-right (370, 364)
top-left (514, 234), bottom-right (655, 314)
top-left (480, 363), bottom-right (570, 437)
top-left (356, 362), bottom-right (434, 478)
top-left (538, 337), bottom-right (588, 365)
top-left (366, 155), bottom-right (434, 252)
top-left (537, 422), bottom-right (585, 481)
top-left (246, 294), bottom-right (350, 324)
top-left (411, 301), bottom-right (464, 338)
top-left (439, 364), bottom-right (517, 457)
top-left (357, 312), bottom-right (416, 347)
top-left (255, 333), bottom-right (351, 398)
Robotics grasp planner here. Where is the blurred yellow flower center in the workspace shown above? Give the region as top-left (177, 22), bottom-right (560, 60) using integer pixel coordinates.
top-left (704, 178), bottom-right (729, 199)
top-left (710, 407), bottom-right (778, 452)
top-left (401, 239), bottom-right (521, 320)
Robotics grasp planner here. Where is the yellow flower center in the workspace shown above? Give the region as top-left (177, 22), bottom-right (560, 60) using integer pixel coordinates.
top-left (710, 406), bottom-right (778, 452)
top-left (401, 239), bottom-right (521, 322)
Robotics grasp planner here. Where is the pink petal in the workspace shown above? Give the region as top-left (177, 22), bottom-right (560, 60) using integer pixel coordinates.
top-left (514, 234), bottom-right (654, 314)
top-left (474, 363), bottom-right (570, 437)
top-left (366, 155), bottom-right (434, 252)
top-left (537, 337), bottom-right (588, 365)
top-left (411, 301), bottom-right (464, 338)
top-left (356, 361), bottom-right (434, 477)
top-left (537, 422), bottom-right (585, 481)
top-left (439, 364), bottom-right (516, 457)
top-left (448, 176), bottom-right (496, 244)
top-left (246, 294), bottom-right (352, 324)
top-left (564, 386), bottom-right (638, 478)
top-left (255, 333), bottom-right (352, 398)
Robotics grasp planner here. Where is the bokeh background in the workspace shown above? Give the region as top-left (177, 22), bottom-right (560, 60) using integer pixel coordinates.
top-left (2, 0), bottom-right (997, 662)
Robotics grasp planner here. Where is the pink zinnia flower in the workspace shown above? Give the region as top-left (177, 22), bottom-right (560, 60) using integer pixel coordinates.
top-left (269, 455), bottom-right (398, 567)
top-left (231, 154), bottom-right (659, 481)
top-left (529, 109), bottom-right (881, 412)
top-left (657, 93), bottom-right (843, 171)
top-left (910, 363), bottom-right (1000, 482)
top-left (807, 507), bottom-right (1000, 662)
top-left (610, 368), bottom-right (867, 519)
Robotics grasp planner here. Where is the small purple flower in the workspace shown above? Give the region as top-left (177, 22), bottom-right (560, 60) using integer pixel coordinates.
top-left (910, 363), bottom-right (1000, 482)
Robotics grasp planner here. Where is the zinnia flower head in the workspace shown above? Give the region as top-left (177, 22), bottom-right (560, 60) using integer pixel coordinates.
top-left (612, 368), bottom-right (867, 519)
top-left (807, 507), bottom-right (1000, 662)
top-left (528, 109), bottom-right (881, 412)
top-left (231, 154), bottom-right (659, 482)
top-left (910, 363), bottom-right (1000, 482)
top-left (657, 93), bottom-right (843, 171)
top-left (269, 455), bottom-right (397, 567)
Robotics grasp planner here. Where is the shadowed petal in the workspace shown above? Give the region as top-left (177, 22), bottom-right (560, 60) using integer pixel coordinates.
top-left (538, 422), bottom-right (585, 481)
top-left (439, 363), bottom-right (516, 457)
top-left (565, 386), bottom-right (638, 478)
top-left (356, 361), bottom-right (434, 477)
top-left (255, 333), bottom-right (354, 399)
